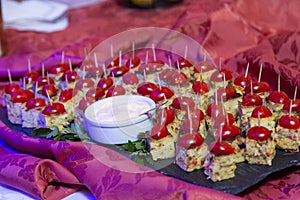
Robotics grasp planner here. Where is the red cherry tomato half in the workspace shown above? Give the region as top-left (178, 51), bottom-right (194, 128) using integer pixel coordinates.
top-left (215, 85), bottom-right (236, 100)
top-left (75, 78), bottom-right (95, 89)
top-left (61, 70), bottom-right (78, 82)
top-left (278, 115), bottom-right (300, 130)
top-left (36, 76), bottom-right (54, 87)
top-left (174, 57), bottom-right (193, 68)
top-left (78, 97), bottom-right (95, 110)
top-left (150, 86), bottom-right (174, 102)
top-left (172, 96), bottom-right (195, 110)
top-left (192, 81), bottom-right (209, 94)
top-left (122, 72), bottom-right (139, 85)
top-left (87, 66), bottom-right (104, 77)
top-left (185, 108), bottom-right (205, 121)
top-left (157, 107), bottom-right (175, 125)
top-left (244, 81), bottom-right (270, 94)
top-left (59, 89), bottom-right (78, 102)
top-left (5, 83), bottom-right (20, 95)
top-left (42, 84), bottom-right (57, 97)
top-left (11, 89), bottom-right (34, 103)
top-left (247, 126), bottom-right (271, 140)
top-left (150, 124), bottom-right (169, 139)
top-left (26, 98), bottom-right (46, 109)
top-left (210, 141), bottom-right (235, 155)
top-left (48, 64), bottom-right (69, 74)
top-left (106, 57), bottom-right (119, 69)
top-left (268, 91), bottom-right (289, 104)
top-left (42, 102), bottom-right (66, 115)
top-left (210, 69), bottom-right (232, 83)
top-left (177, 133), bottom-right (204, 148)
top-left (126, 57), bottom-right (141, 68)
top-left (282, 99), bottom-right (300, 111)
top-left (109, 66), bottom-right (129, 77)
top-left (216, 124), bottom-right (240, 139)
top-left (194, 61), bottom-right (215, 73)
top-left (106, 85), bottom-right (126, 97)
top-left (169, 72), bottom-right (188, 85)
top-left (213, 113), bottom-right (235, 128)
top-left (138, 63), bottom-right (156, 74)
top-left (181, 118), bottom-right (200, 134)
top-left (251, 105), bottom-right (272, 118)
top-left (206, 102), bottom-right (223, 118)
top-left (233, 75), bottom-right (252, 88)
top-left (242, 94), bottom-right (262, 107)
top-left (159, 68), bottom-right (174, 81)
top-left (97, 77), bottom-right (113, 90)
top-left (23, 71), bottom-right (39, 84)
top-left (86, 88), bottom-right (105, 100)
top-left (137, 82), bottom-right (158, 96)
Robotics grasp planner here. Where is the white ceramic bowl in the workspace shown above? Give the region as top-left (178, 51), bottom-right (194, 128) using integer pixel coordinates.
top-left (84, 95), bottom-right (156, 144)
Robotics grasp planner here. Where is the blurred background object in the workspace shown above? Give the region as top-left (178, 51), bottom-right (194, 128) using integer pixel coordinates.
top-left (117, 0), bottom-right (183, 9)
top-left (0, 0), bottom-right (7, 56)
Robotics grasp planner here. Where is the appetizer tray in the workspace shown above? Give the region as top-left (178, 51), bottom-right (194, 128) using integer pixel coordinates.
top-left (0, 108), bottom-right (299, 195)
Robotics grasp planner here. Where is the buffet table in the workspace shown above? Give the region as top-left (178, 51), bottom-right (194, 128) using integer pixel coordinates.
top-left (0, 0), bottom-right (299, 199)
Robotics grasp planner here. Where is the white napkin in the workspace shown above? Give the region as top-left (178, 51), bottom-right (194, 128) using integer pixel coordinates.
top-left (2, 0), bottom-right (69, 32)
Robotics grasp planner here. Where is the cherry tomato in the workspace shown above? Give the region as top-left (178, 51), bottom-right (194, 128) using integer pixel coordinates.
top-left (194, 61), bottom-right (215, 73)
top-left (174, 57), bottom-right (193, 68)
top-left (157, 107), bottom-right (175, 125)
top-left (233, 75), bottom-right (252, 88)
top-left (23, 71), bottom-right (39, 84)
top-left (78, 97), bottom-right (95, 110)
top-left (172, 96), bottom-right (195, 110)
top-left (97, 77), bottom-right (113, 90)
top-left (36, 76), bottom-right (54, 87)
top-left (86, 88), bottom-right (105, 100)
top-left (159, 68), bottom-right (174, 81)
top-left (59, 88), bottom-right (78, 102)
top-left (282, 99), bottom-right (300, 111)
top-left (192, 81), bottom-right (209, 94)
top-left (216, 124), bottom-right (240, 139)
top-left (11, 89), bottom-right (34, 103)
top-left (185, 108), bottom-right (205, 121)
top-left (42, 84), bottom-right (57, 97)
top-left (75, 78), bottom-right (94, 89)
top-left (106, 57), bottom-right (119, 69)
top-left (122, 72), bottom-right (139, 85)
top-left (109, 66), bottom-right (129, 77)
top-left (138, 63), bottom-right (155, 74)
top-left (169, 72), bottom-right (188, 85)
top-left (244, 81), bottom-right (270, 94)
top-left (87, 66), bottom-right (104, 77)
top-left (26, 98), bottom-right (46, 109)
top-left (61, 70), bottom-right (78, 82)
top-left (242, 94), bottom-right (262, 107)
top-left (106, 85), bottom-right (126, 97)
top-left (181, 118), bottom-right (200, 134)
top-left (177, 133), bottom-right (204, 148)
top-left (251, 105), bottom-right (272, 118)
top-left (206, 102), bottom-right (223, 118)
top-left (5, 83), bottom-right (20, 95)
top-left (126, 57), bottom-right (141, 69)
top-left (42, 102), bottom-right (66, 115)
top-left (150, 124), bottom-right (168, 139)
top-left (278, 115), bottom-right (300, 130)
top-left (268, 91), bottom-right (289, 104)
top-left (137, 82), bottom-right (158, 96)
top-left (48, 64), bottom-right (69, 74)
top-left (213, 113), bottom-right (235, 128)
top-left (150, 86), bottom-right (174, 102)
top-left (247, 126), bottom-right (271, 140)
top-left (210, 141), bottom-right (235, 155)
top-left (215, 85), bottom-right (236, 100)
top-left (210, 69), bottom-right (232, 83)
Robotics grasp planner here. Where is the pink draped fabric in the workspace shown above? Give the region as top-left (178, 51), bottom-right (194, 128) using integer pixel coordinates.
top-left (0, 0), bottom-right (299, 199)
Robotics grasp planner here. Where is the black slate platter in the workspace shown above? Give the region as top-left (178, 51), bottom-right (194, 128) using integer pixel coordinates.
top-left (0, 107), bottom-right (299, 195)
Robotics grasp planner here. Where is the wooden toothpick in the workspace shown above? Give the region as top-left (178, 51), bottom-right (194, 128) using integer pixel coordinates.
top-left (258, 63), bottom-right (263, 82)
